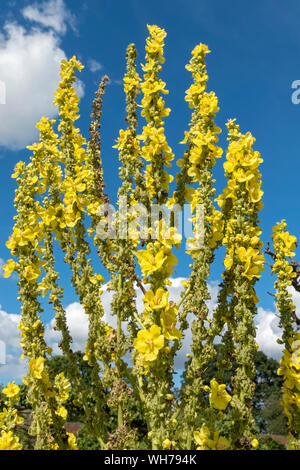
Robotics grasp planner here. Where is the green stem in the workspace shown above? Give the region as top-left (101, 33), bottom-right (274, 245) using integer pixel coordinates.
top-left (177, 285), bottom-right (191, 310)
top-left (116, 274), bottom-right (124, 427)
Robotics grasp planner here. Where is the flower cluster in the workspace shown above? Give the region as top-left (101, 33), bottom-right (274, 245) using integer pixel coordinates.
top-left (135, 221), bottom-right (182, 371)
top-left (0, 383), bottom-right (23, 450)
top-left (194, 425), bottom-right (229, 450)
top-left (217, 126), bottom-right (263, 209)
top-left (138, 25), bottom-right (174, 202)
top-left (220, 120), bottom-right (264, 281)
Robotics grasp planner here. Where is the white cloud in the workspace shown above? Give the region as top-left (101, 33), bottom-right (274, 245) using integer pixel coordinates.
top-left (0, 306), bottom-right (21, 351)
top-left (22, 0), bottom-right (75, 35)
top-left (0, 306), bottom-right (26, 383)
top-left (255, 286), bottom-right (300, 360)
top-left (0, 2), bottom-right (84, 150)
top-left (288, 284), bottom-right (300, 314)
top-left (88, 59), bottom-right (102, 73)
top-left (0, 23), bottom-right (65, 150)
top-left (0, 355), bottom-right (27, 385)
top-left (255, 307), bottom-right (282, 359)
top-left (45, 302), bottom-right (89, 354)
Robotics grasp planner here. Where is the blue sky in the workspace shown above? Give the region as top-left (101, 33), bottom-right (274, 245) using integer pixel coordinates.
top-left (0, 0), bottom-right (300, 382)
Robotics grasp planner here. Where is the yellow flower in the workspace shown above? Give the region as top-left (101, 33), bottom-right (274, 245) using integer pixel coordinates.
top-left (0, 408), bottom-right (8, 427)
top-left (166, 193), bottom-right (178, 209)
top-left (160, 306), bottom-right (182, 340)
top-left (233, 167), bottom-right (254, 183)
top-left (279, 231), bottom-right (297, 256)
top-left (23, 264), bottom-right (41, 282)
top-left (137, 249), bottom-right (166, 277)
top-left (246, 178), bottom-right (263, 203)
top-left (56, 406), bottom-right (68, 420)
top-left (145, 24), bottom-right (166, 64)
top-left (251, 438), bottom-right (259, 449)
top-left (191, 43), bottom-right (211, 58)
top-left (50, 442), bottom-right (59, 450)
top-left (7, 227), bottom-right (37, 249)
top-left (162, 251), bottom-right (178, 277)
top-left (67, 432), bottom-right (78, 450)
top-left (207, 433), bottom-right (230, 450)
top-left (134, 325), bottom-right (164, 362)
top-left (2, 259), bottom-right (16, 278)
top-left (123, 72), bottom-right (141, 94)
top-left (89, 273), bottom-right (104, 285)
top-left (55, 372), bottom-right (71, 402)
top-left (194, 425), bottom-right (229, 450)
top-left (209, 378), bottom-right (231, 410)
top-left (237, 247), bottom-right (264, 280)
top-left (224, 249), bottom-right (234, 271)
top-left (29, 356), bottom-right (45, 379)
top-left (2, 382), bottom-right (20, 399)
top-left (0, 431), bottom-right (22, 450)
top-left (159, 226), bottom-right (182, 251)
top-left (199, 92), bottom-right (219, 115)
top-left (11, 161), bottom-right (25, 179)
top-left (143, 288), bottom-right (169, 311)
top-left (251, 288), bottom-right (259, 304)
top-left (194, 425), bottom-right (211, 449)
top-left (163, 438), bottom-right (172, 449)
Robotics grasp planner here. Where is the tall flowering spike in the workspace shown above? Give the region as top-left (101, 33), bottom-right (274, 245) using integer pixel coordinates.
top-left (115, 43), bottom-right (146, 204)
top-left (132, 26), bottom-right (182, 450)
top-left (112, 43), bottom-right (141, 329)
top-left (138, 25), bottom-right (174, 203)
top-left (11, 60), bottom-right (109, 447)
top-left (88, 75), bottom-right (110, 203)
top-left (218, 119), bottom-right (264, 448)
top-left (103, 44), bottom-right (144, 440)
top-left (32, 116), bottom-right (107, 446)
top-left (173, 43), bottom-right (222, 207)
top-left (6, 132), bottom-right (73, 449)
top-left (177, 43), bottom-right (224, 450)
top-left (272, 221), bottom-right (300, 449)
top-left (86, 75), bottom-right (114, 283)
top-left (54, 61), bottom-right (111, 446)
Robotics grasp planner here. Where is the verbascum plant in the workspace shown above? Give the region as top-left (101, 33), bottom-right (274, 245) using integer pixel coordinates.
top-left (174, 43), bottom-right (224, 450)
top-left (216, 119), bottom-right (264, 448)
top-left (133, 25), bottom-right (181, 450)
top-left (6, 145), bottom-right (75, 449)
top-left (2, 24), bottom-right (297, 451)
